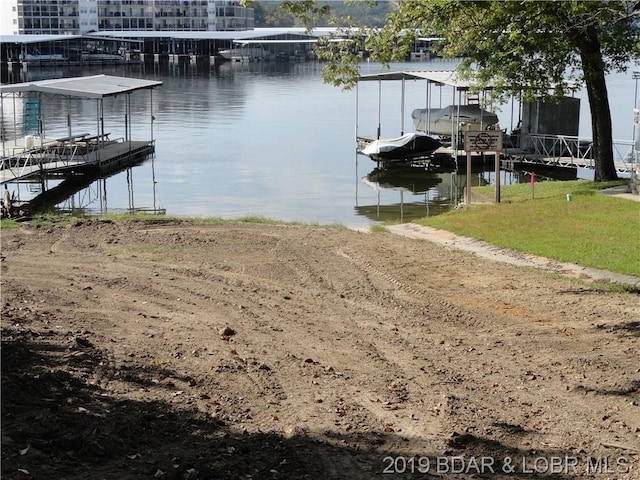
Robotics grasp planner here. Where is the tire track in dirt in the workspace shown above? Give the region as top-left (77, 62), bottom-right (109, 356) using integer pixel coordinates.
top-left (336, 247), bottom-right (486, 329)
top-left (328, 248), bottom-right (486, 442)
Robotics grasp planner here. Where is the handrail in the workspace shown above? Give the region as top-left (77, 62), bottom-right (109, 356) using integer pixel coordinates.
top-left (0, 136), bottom-right (126, 183)
top-left (526, 134), bottom-right (634, 171)
top-left (528, 134), bottom-right (593, 165)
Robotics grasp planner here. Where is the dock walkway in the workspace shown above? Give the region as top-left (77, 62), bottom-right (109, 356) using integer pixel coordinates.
top-left (502, 134), bottom-right (635, 176)
top-left (1, 139), bottom-right (154, 184)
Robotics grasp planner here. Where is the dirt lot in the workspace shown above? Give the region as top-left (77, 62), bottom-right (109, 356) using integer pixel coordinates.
top-left (1, 219), bottom-right (639, 479)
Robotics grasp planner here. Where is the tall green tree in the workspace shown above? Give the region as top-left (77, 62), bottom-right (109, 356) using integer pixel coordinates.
top-left (283, 0), bottom-right (640, 181)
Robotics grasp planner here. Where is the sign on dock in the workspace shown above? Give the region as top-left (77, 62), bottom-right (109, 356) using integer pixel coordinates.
top-left (463, 130), bottom-right (504, 205)
top-left (464, 130), bottom-right (503, 152)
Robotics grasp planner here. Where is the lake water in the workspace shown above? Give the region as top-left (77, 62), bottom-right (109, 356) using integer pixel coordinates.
top-left (3, 58), bottom-right (639, 227)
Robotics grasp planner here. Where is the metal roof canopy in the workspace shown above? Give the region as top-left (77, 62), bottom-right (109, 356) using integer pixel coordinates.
top-left (83, 28), bottom-right (336, 41)
top-left (233, 39), bottom-right (318, 45)
top-left (1, 75), bottom-right (161, 156)
top-left (0, 34), bottom-right (142, 43)
top-left (0, 34), bottom-right (85, 44)
top-left (358, 70), bottom-right (494, 92)
top-left (0, 74), bottom-right (162, 100)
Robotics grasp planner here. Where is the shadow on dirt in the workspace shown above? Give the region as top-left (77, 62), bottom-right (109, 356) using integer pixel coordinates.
top-left (573, 381), bottom-right (640, 398)
top-left (596, 320), bottom-right (640, 338)
top-left (610, 321), bottom-right (640, 337)
top-left (1, 327), bottom-right (585, 480)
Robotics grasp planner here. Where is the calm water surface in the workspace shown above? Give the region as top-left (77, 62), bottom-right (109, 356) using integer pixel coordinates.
top-left (3, 59), bottom-right (639, 226)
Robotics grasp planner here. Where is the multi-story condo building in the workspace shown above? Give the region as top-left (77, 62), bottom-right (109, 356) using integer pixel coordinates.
top-left (10, 0), bottom-right (254, 34)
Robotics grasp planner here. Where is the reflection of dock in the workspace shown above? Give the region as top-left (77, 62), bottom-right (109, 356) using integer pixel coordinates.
top-left (365, 166), bottom-right (442, 194)
top-left (356, 166), bottom-right (465, 223)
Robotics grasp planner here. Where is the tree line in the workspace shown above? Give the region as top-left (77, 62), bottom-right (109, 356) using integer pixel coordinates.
top-left (253, 1), bottom-right (394, 28)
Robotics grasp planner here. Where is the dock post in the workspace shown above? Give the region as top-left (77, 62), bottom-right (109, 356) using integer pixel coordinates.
top-left (494, 151), bottom-right (501, 203)
top-left (377, 79), bottom-right (382, 139)
top-left (465, 151), bottom-right (472, 205)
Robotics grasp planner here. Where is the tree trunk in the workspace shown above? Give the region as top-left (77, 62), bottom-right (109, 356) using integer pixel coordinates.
top-left (578, 30), bottom-right (618, 181)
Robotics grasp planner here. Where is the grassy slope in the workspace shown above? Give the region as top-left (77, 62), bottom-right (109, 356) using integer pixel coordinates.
top-left (415, 181), bottom-right (640, 277)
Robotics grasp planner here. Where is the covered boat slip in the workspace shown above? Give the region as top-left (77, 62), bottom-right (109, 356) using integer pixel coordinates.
top-left (355, 69), bottom-right (507, 205)
top-left (355, 69), bottom-right (504, 162)
top-left (0, 74), bottom-right (162, 184)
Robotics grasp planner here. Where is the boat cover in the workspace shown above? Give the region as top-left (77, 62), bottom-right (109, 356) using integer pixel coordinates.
top-left (412, 105), bottom-right (499, 134)
top-left (361, 132), bottom-right (441, 161)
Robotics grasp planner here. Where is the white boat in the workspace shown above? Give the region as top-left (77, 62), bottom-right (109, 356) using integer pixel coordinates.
top-left (24, 53), bottom-right (66, 61)
top-left (412, 105), bottom-right (499, 136)
top-left (218, 45), bottom-right (268, 62)
top-left (81, 52), bottom-right (124, 61)
top-left (360, 132), bottom-right (442, 162)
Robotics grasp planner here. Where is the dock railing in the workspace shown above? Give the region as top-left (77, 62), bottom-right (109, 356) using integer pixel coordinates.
top-left (526, 133), bottom-right (635, 173)
top-left (613, 140), bottom-right (635, 172)
top-left (0, 135), bottom-right (127, 184)
top-left (528, 134), bottom-right (594, 166)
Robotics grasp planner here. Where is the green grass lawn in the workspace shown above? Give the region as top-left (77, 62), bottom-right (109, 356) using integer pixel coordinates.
top-left (415, 180), bottom-right (640, 277)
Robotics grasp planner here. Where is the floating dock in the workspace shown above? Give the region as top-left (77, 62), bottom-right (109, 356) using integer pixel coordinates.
top-left (358, 134), bottom-right (635, 177)
top-left (355, 70), bottom-right (637, 180)
top-left (0, 136), bottom-right (154, 184)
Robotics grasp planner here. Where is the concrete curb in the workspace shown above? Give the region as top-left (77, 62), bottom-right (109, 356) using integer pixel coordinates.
top-left (598, 185), bottom-right (640, 202)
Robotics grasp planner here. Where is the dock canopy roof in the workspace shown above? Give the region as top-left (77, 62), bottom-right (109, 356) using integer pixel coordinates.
top-left (0, 74), bottom-right (162, 100)
top-left (358, 70), bottom-right (494, 91)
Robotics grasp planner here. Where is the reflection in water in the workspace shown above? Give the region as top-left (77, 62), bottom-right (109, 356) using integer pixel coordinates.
top-left (365, 167), bottom-right (443, 194)
top-left (354, 162), bottom-right (540, 223)
top-left (356, 164), bottom-right (465, 223)
top-left (8, 155), bottom-right (161, 217)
